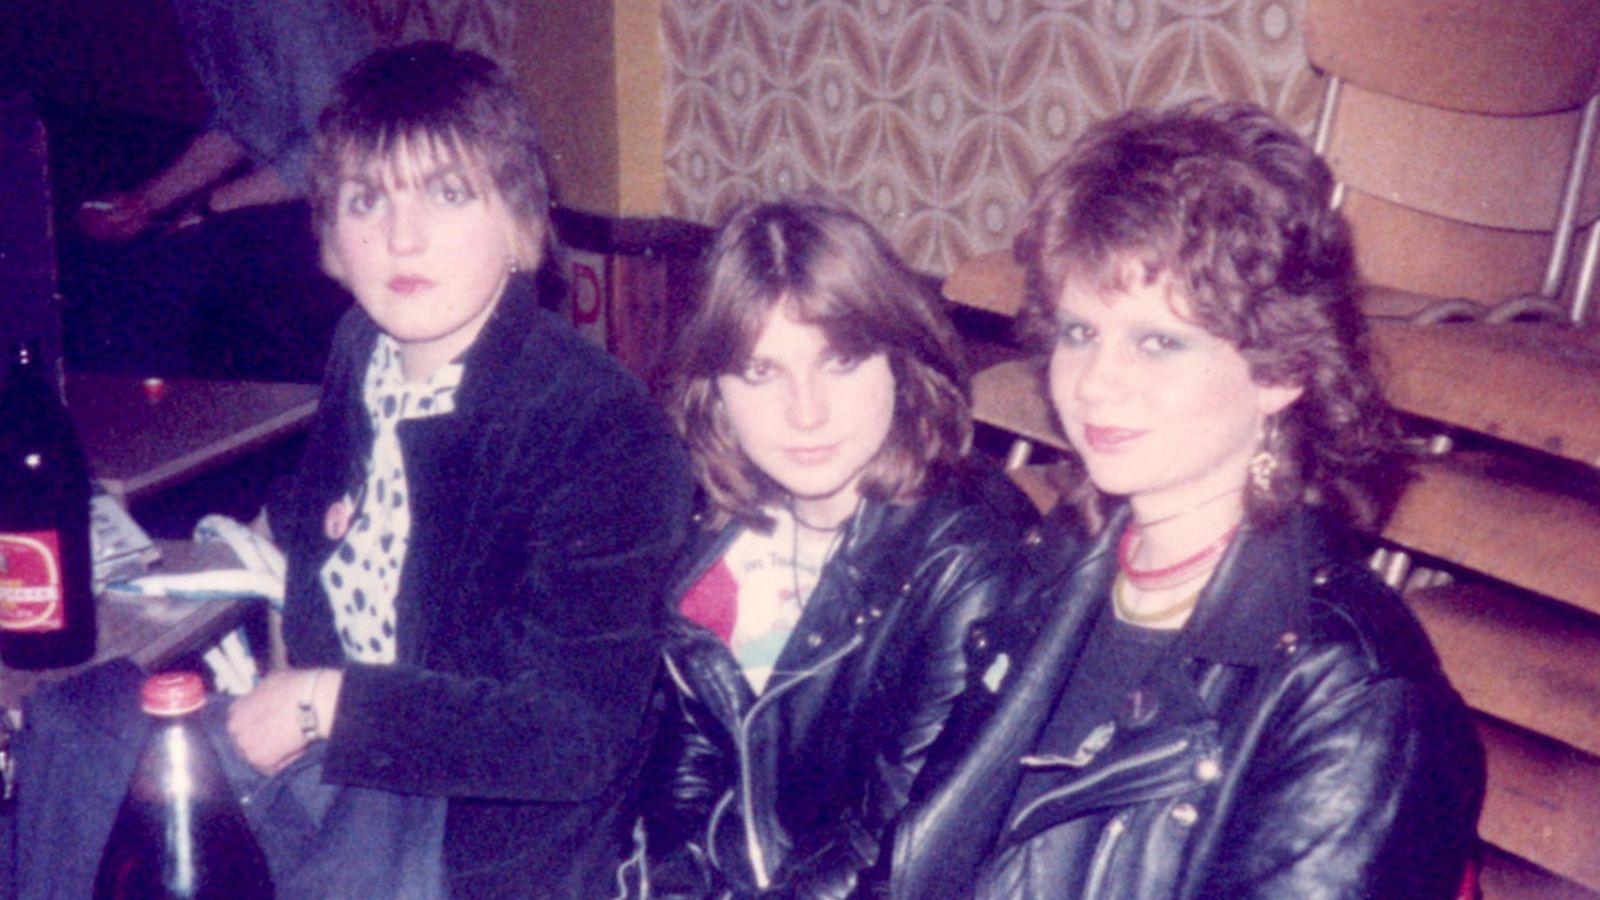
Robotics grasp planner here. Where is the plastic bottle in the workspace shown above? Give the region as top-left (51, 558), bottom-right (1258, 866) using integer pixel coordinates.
top-left (0, 339), bottom-right (95, 668)
top-left (94, 671), bottom-right (274, 899)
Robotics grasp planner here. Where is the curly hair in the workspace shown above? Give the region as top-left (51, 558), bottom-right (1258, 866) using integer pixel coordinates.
top-left (669, 201), bottom-right (972, 530)
top-left (306, 41), bottom-right (553, 268)
top-left (1014, 99), bottom-right (1404, 530)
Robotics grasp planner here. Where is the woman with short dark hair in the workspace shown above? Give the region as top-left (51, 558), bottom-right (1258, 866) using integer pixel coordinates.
top-left (226, 42), bottom-right (692, 897)
top-left (630, 201), bottom-right (1036, 896)
top-left (887, 99), bottom-right (1483, 899)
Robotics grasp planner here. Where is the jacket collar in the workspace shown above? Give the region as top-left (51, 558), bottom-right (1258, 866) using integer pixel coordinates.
top-left (1044, 503), bottom-right (1323, 669)
top-left (331, 273), bottom-right (545, 485)
top-left (670, 495), bottom-right (896, 678)
top-left (1177, 510), bottom-right (1313, 667)
top-left (682, 492), bottom-right (888, 598)
top-left (340, 271), bottom-right (545, 410)
top-left (444, 272), bottom-right (544, 406)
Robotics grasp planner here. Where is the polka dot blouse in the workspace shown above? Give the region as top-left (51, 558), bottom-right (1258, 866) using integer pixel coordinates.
top-left (319, 335), bottom-right (464, 663)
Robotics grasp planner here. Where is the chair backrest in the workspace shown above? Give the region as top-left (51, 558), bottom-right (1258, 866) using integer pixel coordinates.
top-left (942, 249), bottom-right (1026, 319)
top-left (1305, 0), bottom-right (1600, 323)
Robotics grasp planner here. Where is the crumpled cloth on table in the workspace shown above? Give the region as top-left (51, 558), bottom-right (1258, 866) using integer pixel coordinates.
top-left (111, 514), bottom-right (285, 608)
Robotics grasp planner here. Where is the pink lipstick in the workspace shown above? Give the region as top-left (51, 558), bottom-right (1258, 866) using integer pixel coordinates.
top-left (785, 445), bottom-right (838, 465)
top-left (1082, 424), bottom-right (1145, 453)
top-left (388, 275), bottom-right (434, 294)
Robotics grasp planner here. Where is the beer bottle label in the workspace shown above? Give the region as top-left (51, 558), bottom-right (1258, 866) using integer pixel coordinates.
top-left (0, 531), bottom-right (66, 632)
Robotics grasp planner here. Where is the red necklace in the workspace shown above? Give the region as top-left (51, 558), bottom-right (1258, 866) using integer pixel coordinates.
top-left (1117, 521), bottom-right (1239, 591)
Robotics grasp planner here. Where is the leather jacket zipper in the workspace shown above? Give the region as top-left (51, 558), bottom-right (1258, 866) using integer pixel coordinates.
top-left (1009, 737), bottom-right (1191, 830)
top-left (1083, 813), bottom-right (1128, 899)
top-left (728, 631), bottom-right (866, 888)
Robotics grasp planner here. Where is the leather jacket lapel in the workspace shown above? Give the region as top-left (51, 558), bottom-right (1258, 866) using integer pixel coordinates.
top-left (890, 511), bottom-right (1117, 900)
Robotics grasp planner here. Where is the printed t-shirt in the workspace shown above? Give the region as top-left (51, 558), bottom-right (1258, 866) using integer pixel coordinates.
top-left (679, 508), bottom-right (844, 692)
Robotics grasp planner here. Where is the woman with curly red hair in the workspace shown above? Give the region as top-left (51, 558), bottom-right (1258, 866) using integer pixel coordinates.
top-left (887, 99), bottom-right (1482, 899)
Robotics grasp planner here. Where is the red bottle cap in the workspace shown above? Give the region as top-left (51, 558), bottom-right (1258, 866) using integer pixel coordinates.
top-left (140, 671), bottom-right (206, 716)
top-left (141, 377), bottom-right (167, 403)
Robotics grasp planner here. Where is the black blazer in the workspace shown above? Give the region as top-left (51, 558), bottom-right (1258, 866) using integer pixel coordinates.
top-left (271, 274), bottom-right (694, 897)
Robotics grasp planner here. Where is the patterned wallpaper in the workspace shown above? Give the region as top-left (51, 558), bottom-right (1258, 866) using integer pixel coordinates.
top-left (661, 0), bottom-right (1325, 275)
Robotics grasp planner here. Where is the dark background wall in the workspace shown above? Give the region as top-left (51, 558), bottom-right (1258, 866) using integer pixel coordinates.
top-left (1, 0), bottom-right (208, 365)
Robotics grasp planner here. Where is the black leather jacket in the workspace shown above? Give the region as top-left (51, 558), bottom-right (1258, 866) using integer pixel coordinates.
top-left (886, 504), bottom-right (1484, 900)
top-left (635, 462), bottom-right (1037, 898)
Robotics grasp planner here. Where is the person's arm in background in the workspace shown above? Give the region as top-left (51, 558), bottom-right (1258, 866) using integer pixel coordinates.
top-left (78, 130), bottom-right (247, 241)
top-left (204, 163), bottom-right (295, 213)
top-left (82, 0), bottom-right (368, 242)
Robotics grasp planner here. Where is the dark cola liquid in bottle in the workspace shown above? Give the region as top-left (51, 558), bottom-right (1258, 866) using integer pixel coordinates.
top-left (94, 672), bottom-right (274, 899)
top-left (0, 340), bottom-right (95, 668)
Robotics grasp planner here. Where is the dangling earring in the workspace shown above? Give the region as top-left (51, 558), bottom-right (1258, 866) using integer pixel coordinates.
top-left (1248, 417), bottom-right (1279, 495)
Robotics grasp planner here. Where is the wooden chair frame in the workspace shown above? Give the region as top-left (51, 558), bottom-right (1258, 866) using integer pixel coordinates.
top-left (1307, 0), bottom-right (1600, 324)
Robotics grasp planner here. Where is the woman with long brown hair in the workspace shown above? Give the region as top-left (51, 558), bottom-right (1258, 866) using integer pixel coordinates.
top-left (628, 201), bottom-right (1036, 896)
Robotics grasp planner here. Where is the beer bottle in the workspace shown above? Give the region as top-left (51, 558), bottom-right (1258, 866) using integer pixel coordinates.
top-left (94, 671), bottom-right (274, 899)
top-left (0, 340), bottom-right (95, 668)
